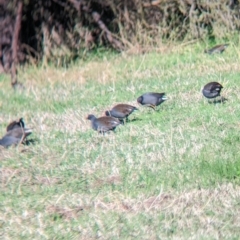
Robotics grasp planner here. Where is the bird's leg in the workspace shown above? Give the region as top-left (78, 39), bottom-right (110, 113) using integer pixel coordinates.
top-left (149, 105), bottom-right (156, 111)
top-left (220, 95), bottom-right (224, 103)
top-left (98, 127), bottom-right (105, 135)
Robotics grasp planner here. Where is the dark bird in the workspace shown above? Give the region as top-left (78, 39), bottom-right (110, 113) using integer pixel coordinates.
top-left (6, 117), bottom-right (25, 132)
top-left (105, 104), bottom-right (138, 124)
top-left (137, 92), bottom-right (167, 110)
top-left (202, 82), bottom-right (223, 100)
top-left (204, 44), bottom-right (229, 54)
top-left (87, 114), bottom-right (121, 133)
top-left (0, 127), bottom-right (32, 148)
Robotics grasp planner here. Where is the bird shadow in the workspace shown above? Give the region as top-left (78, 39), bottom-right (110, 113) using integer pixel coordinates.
top-left (23, 138), bottom-right (39, 146)
top-left (155, 109), bottom-right (164, 113)
top-left (126, 118), bottom-right (142, 123)
top-left (145, 109), bottom-right (157, 114)
top-left (208, 97), bottom-right (228, 104)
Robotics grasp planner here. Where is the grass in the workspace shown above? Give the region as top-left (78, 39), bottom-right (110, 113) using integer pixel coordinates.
top-left (0, 42), bottom-right (240, 239)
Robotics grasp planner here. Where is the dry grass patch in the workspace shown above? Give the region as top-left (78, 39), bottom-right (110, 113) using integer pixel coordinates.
top-left (20, 66), bottom-right (86, 87)
top-left (93, 175), bottom-right (122, 189)
top-left (90, 183), bottom-right (239, 213)
top-left (47, 205), bottom-right (83, 221)
top-left (0, 167), bottom-right (23, 185)
top-left (33, 175), bottom-right (62, 186)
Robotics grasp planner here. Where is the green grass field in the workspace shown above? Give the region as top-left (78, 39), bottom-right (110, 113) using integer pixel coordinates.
top-left (0, 43), bottom-right (240, 239)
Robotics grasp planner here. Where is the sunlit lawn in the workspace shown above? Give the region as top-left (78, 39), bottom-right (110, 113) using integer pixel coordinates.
top-left (0, 43), bottom-right (240, 239)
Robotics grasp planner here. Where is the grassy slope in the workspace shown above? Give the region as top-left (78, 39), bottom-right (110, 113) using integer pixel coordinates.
top-left (0, 43), bottom-right (240, 239)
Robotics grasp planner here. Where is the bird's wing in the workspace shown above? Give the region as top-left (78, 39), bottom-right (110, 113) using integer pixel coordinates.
top-left (0, 136), bottom-right (20, 147)
top-left (210, 83), bottom-right (222, 92)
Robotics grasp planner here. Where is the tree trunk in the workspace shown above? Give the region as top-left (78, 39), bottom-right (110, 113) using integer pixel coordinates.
top-left (11, 0), bottom-right (23, 88)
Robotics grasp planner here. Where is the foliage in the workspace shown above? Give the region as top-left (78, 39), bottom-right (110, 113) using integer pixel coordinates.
top-left (0, 0), bottom-right (240, 68)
